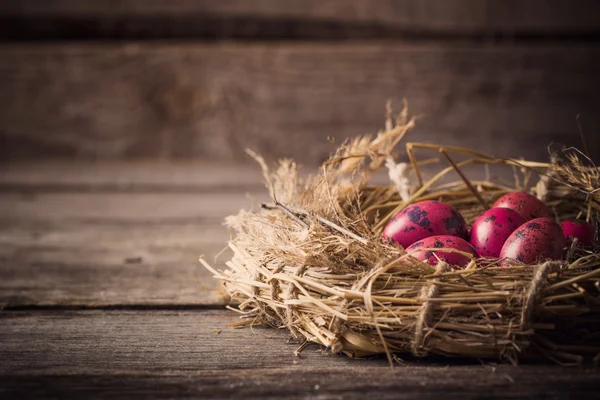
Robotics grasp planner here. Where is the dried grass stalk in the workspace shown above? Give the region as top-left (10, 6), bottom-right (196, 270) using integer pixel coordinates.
top-left (201, 107), bottom-right (600, 366)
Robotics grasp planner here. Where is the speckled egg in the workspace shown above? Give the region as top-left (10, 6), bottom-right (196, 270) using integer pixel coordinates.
top-left (499, 217), bottom-right (566, 265)
top-left (492, 192), bottom-right (550, 221)
top-left (405, 235), bottom-right (478, 268)
top-left (561, 220), bottom-right (595, 248)
top-left (383, 200), bottom-right (468, 249)
top-left (470, 207), bottom-right (525, 258)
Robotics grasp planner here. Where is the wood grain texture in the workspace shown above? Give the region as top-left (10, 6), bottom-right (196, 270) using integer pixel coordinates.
top-left (0, 161), bottom-right (266, 192)
top-left (1, 310), bottom-right (599, 399)
top-left (3, 0), bottom-right (600, 34)
top-left (0, 191), bottom-right (265, 223)
top-left (0, 310), bottom-right (373, 373)
top-left (0, 220), bottom-right (228, 307)
top-left (1, 43), bottom-right (599, 163)
top-left (2, 369), bottom-right (599, 400)
top-left (0, 172), bottom-right (268, 306)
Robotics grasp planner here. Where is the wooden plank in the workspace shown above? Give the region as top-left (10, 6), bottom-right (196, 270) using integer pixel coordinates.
top-left (2, 369), bottom-right (599, 400)
top-left (1, 310), bottom-right (599, 399)
top-left (0, 188), bottom-right (268, 307)
top-left (0, 220), bottom-right (228, 307)
top-left (1, 43), bottom-right (599, 164)
top-left (2, 0), bottom-right (600, 36)
top-left (0, 161), bottom-right (266, 192)
top-left (0, 310), bottom-right (378, 372)
top-left (0, 191), bottom-right (265, 223)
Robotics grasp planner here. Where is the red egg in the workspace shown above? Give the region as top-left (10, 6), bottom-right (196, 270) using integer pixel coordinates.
top-left (561, 220), bottom-right (595, 248)
top-left (405, 235), bottom-right (477, 268)
top-left (492, 192), bottom-right (550, 221)
top-left (382, 200), bottom-right (468, 249)
top-left (499, 217), bottom-right (565, 265)
top-left (470, 207), bottom-right (525, 258)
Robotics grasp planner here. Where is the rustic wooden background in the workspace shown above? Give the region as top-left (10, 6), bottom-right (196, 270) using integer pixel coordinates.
top-left (2, 1), bottom-right (600, 398)
top-left (1, 0), bottom-right (600, 163)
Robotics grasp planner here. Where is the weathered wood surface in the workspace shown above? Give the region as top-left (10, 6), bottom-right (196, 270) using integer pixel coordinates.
top-left (2, 0), bottom-right (600, 39)
top-left (0, 191), bottom-right (264, 223)
top-left (0, 163), bottom-right (270, 307)
top-left (0, 310), bottom-right (372, 373)
top-left (0, 161), bottom-right (265, 191)
top-left (1, 162), bottom-right (599, 399)
top-left (1, 43), bottom-right (599, 163)
top-left (0, 196), bottom-right (266, 307)
top-left (2, 368), bottom-right (599, 400)
top-left (0, 219), bottom-right (229, 307)
top-left (1, 310), bottom-right (599, 399)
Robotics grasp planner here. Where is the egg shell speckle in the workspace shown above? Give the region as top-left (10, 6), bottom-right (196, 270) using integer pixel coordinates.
top-left (561, 220), bottom-right (595, 248)
top-left (492, 192), bottom-right (550, 221)
top-left (499, 217), bottom-right (565, 265)
top-left (470, 207), bottom-right (525, 258)
top-left (405, 235), bottom-right (477, 269)
top-left (383, 200), bottom-right (468, 249)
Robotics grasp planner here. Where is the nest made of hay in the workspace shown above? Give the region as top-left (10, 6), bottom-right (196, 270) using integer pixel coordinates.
top-left (201, 107), bottom-right (600, 366)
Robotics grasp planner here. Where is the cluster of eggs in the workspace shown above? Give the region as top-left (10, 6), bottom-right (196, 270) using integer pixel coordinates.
top-left (383, 192), bottom-right (595, 268)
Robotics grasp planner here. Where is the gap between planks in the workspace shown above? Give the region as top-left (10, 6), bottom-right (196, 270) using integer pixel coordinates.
top-left (3, 0), bottom-right (600, 34)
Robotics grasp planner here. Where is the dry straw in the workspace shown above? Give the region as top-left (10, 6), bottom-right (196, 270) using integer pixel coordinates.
top-left (201, 105), bottom-right (600, 366)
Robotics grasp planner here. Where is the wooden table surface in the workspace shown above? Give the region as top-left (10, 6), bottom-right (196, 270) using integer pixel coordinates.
top-left (1, 162), bottom-right (599, 399)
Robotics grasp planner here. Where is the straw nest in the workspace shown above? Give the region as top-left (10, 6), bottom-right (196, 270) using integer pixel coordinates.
top-left (201, 105), bottom-right (600, 366)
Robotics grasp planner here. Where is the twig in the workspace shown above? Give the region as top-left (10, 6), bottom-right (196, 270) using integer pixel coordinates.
top-left (294, 339), bottom-right (310, 357)
top-left (291, 206), bottom-right (369, 245)
top-left (246, 149), bottom-right (276, 201)
top-left (440, 150), bottom-right (489, 208)
top-left (406, 143), bottom-right (423, 188)
top-left (576, 114), bottom-right (590, 158)
top-left (261, 202), bottom-right (309, 229)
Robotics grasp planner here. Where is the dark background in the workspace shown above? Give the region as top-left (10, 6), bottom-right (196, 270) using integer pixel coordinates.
top-left (1, 0), bottom-right (600, 164)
